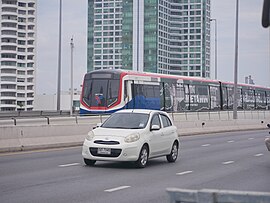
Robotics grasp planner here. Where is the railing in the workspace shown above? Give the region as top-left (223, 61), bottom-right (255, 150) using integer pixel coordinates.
top-left (1, 110), bottom-right (270, 120)
top-left (166, 188), bottom-right (270, 203)
top-left (1, 110), bottom-right (270, 126)
top-left (170, 110), bottom-right (270, 121)
top-left (0, 110), bottom-right (71, 119)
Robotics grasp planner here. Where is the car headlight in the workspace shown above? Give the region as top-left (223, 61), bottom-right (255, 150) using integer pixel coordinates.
top-left (124, 133), bottom-right (140, 143)
top-left (85, 131), bottom-right (95, 141)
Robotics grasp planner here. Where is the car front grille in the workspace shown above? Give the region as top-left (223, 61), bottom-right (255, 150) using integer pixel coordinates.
top-left (94, 140), bottom-right (120, 145)
top-left (89, 147), bottom-right (122, 157)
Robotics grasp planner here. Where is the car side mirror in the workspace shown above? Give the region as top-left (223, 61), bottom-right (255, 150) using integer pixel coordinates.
top-left (151, 125), bottom-right (160, 131)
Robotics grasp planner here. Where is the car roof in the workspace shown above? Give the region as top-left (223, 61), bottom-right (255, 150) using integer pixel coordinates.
top-left (115, 109), bottom-right (163, 114)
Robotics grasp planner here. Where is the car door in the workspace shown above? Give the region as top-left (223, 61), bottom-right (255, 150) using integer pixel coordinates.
top-left (148, 113), bottom-right (164, 157)
top-left (159, 114), bottom-right (177, 154)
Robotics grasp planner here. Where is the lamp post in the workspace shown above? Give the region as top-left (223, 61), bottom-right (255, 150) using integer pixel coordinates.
top-left (233, 0), bottom-right (239, 119)
top-left (210, 18), bottom-right (218, 80)
top-left (70, 37), bottom-right (74, 116)
top-left (57, 0), bottom-right (62, 111)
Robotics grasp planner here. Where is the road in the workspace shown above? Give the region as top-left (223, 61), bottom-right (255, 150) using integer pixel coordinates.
top-left (0, 130), bottom-right (269, 203)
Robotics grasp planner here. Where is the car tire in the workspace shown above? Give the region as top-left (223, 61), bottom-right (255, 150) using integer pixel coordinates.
top-left (84, 158), bottom-right (96, 166)
top-left (166, 142), bottom-right (178, 163)
top-left (135, 145), bottom-right (148, 168)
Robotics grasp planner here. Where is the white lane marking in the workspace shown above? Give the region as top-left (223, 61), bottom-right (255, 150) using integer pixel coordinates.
top-left (227, 140), bottom-right (235, 143)
top-left (104, 186), bottom-right (131, 193)
top-left (176, 171), bottom-right (193, 176)
top-left (254, 153), bottom-right (264, 157)
top-left (222, 161), bottom-right (234, 165)
top-left (59, 163), bottom-right (80, 167)
top-left (248, 138), bottom-right (254, 140)
top-left (201, 144), bottom-right (210, 147)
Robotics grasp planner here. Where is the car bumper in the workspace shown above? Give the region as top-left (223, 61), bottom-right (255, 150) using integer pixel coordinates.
top-left (82, 139), bottom-right (141, 162)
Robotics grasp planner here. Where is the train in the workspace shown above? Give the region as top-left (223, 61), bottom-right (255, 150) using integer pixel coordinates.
top-left (80, 69), bottom-right (270, 114)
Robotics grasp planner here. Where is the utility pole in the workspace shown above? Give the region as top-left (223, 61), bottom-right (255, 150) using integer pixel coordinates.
top-left (57, 0), bottom-right (62, 111)
top-left (233, 0), bottom-right (239, 119)
top-left (70, 37), bottom-right (74, 116)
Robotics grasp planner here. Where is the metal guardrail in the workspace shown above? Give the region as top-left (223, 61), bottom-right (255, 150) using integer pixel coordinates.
top-left (1, 110), bottom-right (270, 120)
top-left (0, 110), bottom-right (71, 119)
top-left (166, 188), bottom-right (270, 203)
top-left (0, 110), bottom-right (270, 126)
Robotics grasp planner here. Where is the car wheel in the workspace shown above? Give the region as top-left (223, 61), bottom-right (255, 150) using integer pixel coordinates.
top-left (135, 145), bottom-right (148, 168)
top-left (84, 158), bottom-right (96, 166)
top-left (166, 142), bottom-right (178, 163)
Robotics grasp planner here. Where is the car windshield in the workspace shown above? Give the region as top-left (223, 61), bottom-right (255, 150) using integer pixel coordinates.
top-left (101, 112), bottom-right (149, 129)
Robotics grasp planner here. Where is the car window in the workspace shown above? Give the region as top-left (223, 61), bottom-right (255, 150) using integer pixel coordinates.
top-left (101, 113), bottom-right (149, 129)
top-left (160, 114), bottom-right (172, 128)
top-left (151, 114), bottom-right (161, 128)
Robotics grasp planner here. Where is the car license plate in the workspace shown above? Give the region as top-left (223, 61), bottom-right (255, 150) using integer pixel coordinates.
top-left (97, 148), bottom-right (111, 155)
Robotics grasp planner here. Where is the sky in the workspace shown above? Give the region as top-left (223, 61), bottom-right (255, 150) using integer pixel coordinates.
top-left (36, 0), bottom-right (270, 95)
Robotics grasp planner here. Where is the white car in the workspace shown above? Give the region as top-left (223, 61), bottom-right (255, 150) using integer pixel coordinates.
top-left (266, 137), bottom-right (270, 151)
top-left (82, 109), bottom-right (180, 168)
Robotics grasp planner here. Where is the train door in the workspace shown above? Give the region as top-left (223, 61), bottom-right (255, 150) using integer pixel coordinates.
top-left (175, 81), bottom-right (186, 111)
top-left (160, 82), bottom-right (174, 111)
top-left (123, 80), bottom-right (134, 109)
top-left (209, 85), bottom-right (221, 110)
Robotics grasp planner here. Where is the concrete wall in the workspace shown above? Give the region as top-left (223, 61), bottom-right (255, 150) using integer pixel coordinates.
top-left (34, 93), bottom-right (80, 111)
top-left (0, 111), bottom-right (270, 153)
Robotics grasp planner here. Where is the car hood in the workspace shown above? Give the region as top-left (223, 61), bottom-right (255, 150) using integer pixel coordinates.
top-left (92, 127), bottom-right (145, 137)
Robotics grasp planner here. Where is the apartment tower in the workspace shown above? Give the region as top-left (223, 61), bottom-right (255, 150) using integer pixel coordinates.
top-left (87, 0), bottom-right (210, 78)
top-left (0, 0), bottom-right (36, 111)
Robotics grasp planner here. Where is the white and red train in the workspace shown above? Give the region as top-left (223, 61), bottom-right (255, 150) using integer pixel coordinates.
top-left (80, 69), bottom-right (270, 114)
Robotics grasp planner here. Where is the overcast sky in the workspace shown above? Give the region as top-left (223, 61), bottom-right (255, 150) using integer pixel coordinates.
top-left (36, 0), bottom-right (270, 95)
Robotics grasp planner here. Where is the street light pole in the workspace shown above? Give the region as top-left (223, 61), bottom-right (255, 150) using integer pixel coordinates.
top-left (70, 37), bottom-right (74, 116)
top-left (57, 0), bottom-right (62, 111)
top-left (233, 0), bottom-right (239, 119)
top-left (210, 18), bottom-right (218, 80)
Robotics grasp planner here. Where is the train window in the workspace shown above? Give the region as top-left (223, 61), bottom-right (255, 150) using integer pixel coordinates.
top-left (256, 90), bottom-right (267, 109)
top-left (189, 84), bottom-right (209, 111)
top-left (91, 79), bottom-right (108, 107)
top-left (124, 80), bottom-right (128, 99)
top-left (243, 89), bottom-right (255, 110)
top-left (267, 91), bottom-right (270, 106)
top-left (107, 80), bottom-right (119, 107)
top-left (197, 85), bottom-right (208, 95)
top-left (210, 86), bottom-right (220, 110)
top-left (82, 79), bottom-right (92, 106)
top-left (132, 84), bottom-right (159, 98)
top-left (227, 87), bottom-right (234, 109)
top-left (175, 83), bottom-right (186, 111)
top-left (144, 86), bottom-right (155, 98)
top-left (82, 79), bottom-right (108, 107)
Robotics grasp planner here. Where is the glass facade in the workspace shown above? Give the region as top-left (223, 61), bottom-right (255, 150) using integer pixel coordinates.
top-left (87, 0), bottom-right (211, 78)
top-left (0, 0), bottom-right (36, 111)
top-left (144, 0), bottom-right (158, 73)
top-left (122, 0), bottom-right (133, 70)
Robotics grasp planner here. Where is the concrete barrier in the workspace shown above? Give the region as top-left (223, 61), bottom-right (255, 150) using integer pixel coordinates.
top-left (0, 124), bottom-right (92, 152)
top-left (166, 188), bottom-right (270, 203)
top-left (0, 112), bottom-right (269, 153)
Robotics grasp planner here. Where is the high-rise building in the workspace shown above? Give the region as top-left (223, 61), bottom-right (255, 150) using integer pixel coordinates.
top-left (245, 75), bottom-right (255, 85)
top-left (0, 0), bottom-right (36, 111)
top-left (87, 0), bottom-right (211, 78)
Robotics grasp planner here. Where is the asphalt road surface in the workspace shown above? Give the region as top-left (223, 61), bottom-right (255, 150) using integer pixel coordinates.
top-left (0, 130), bottom-right (270, 203)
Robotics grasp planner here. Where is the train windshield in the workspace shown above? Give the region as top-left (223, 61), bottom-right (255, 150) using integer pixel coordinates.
top-left (82, 78), bottom-right (120, 108)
